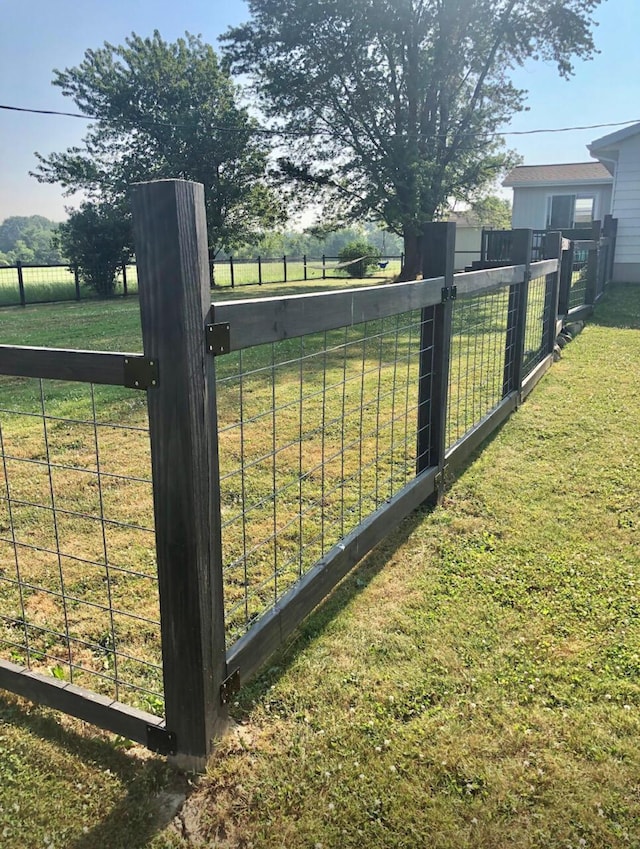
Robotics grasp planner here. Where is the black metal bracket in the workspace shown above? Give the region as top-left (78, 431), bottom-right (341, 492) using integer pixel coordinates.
top-left (123, 356), bottom-right (159, 390)
top-left (146, 724), bottom-right (177, 756)
top-left (206, 323), bottom-right (231, 356)
top-left (441, 286), bottom-right (457, 303)
top-left (220, 667), bottom-right (241, 705)
top-left (434, 463), bottom-right (450, 494)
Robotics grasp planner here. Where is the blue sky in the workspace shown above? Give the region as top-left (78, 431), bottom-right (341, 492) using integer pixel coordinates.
top-left (1, 0), bottom-right (638, 222)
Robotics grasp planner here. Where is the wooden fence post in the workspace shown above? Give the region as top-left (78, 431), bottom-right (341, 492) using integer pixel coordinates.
top-left (283, 254), bottom-right (287, 283)
top-left (73, 265), bottom-right (81, 300)
top-left (558, 240), bottom-right (573, 317)
top-left (542, 231), bottom-right (563, 354)
top-left (229, 255), bottom-right (235, 288)
top-left (602, 215), bottom-right (617, 284)
top-left (417, 221), bottom-right (456, 503)
top-left (131, 179), bottom-right (228, 770)
top-left (502, 229), bottom-right (532, 400)
top-left (121, 262), bottom-right (128, 297)
top-left (16, 262), bottom-right (26, 307)
top-left (585, 220), bottom-right (601, 306)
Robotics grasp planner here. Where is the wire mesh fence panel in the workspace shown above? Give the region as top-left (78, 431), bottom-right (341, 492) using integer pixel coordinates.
top-left (214, 310), bottom-right (427, 645)
top-left (522, 271), bottom-right (552, 377)
top-left (0, 265), bottom-right (81, 306)
top-left (0, 376), bottom-right (163, 716)
top-left (211, 260), bottom-right (232, 288)
top-left (569, 248), bottom-right (589, 309)
top-left (446, 283), bottom-right (516, 449)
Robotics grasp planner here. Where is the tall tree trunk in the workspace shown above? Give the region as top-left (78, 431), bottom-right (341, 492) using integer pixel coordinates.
top-left (399, 229), bottom-right (423, 281)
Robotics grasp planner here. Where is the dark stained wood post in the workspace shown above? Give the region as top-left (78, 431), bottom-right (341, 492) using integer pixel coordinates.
top-left (585, 220), bottom-right (601, 305)
top-left (73, 265), bottom-right (81, 300)
top-left (542, 231), bottom-right (563, 355)
top-left (602, 214), bottom-right (617, 284)
top-left (502, 229), bottom-right (532, 400)
top-left (417, 221), bottom-right (455, 503)
top-left (121, 262), bottom-right (128, 296)
top-left (229, 255), bottom-right (235, 288)
top-left (558, 240), bottom-right (574, 317)
top-left (131, 179), bottom-right (228, 770)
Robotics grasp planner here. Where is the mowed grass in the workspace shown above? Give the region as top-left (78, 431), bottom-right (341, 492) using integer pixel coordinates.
top-left (184, 284), bottom-right (640, 848)
top-left (0, 283), bottom-right (637, 848)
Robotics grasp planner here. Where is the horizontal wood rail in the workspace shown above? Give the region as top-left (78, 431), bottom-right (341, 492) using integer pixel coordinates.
top-left (209, 276), bottom-right (445, 351)
top-left (0, 345), bottom-right (156, 389)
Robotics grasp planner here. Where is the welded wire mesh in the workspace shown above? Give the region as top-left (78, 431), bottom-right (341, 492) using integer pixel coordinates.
top-left (522, 272), bottom-right (552, 377)
top-left (446, 283), bottom-right (517, 449)
top-left (0, 376), bottom-right (162, 714)
top-left (215, 310), bottom-right (428, 644)
top-left (569, 248), bottom-right (590, 308)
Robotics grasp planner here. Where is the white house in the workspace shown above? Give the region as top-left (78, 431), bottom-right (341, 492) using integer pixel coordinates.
top-left (503, 162), bottom-right (613, 232)
top-left (503, 121), bottom-right (640, 282)
top-left (588, 123), bottom-right (640, 283)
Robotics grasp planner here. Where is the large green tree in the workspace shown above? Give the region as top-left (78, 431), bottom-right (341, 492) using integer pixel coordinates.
top-left (223, 0), bottom-right (601, 278)
top-left (32, 31), bottom-right (284, 254)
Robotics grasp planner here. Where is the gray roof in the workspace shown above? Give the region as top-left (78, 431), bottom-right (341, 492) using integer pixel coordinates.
top-left (589, 121), bottom-right (640, 151)
top-left (503, 162), bottom-right (612, 187)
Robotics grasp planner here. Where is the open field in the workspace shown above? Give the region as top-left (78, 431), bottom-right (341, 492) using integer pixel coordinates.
top-left (0, 259), bottom-right (401, 306)
top-left (0, 283), bottom-right (637, 847)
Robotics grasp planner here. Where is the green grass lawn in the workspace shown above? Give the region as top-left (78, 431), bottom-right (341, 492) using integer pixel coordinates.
top-left (0, 283), bottom-right (638, 848)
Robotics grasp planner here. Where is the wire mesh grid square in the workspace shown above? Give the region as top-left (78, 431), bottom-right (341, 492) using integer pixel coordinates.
top-left (522, 272), bottom-right (552, 377)
top-left (446, 283), bottom-right (517, 449)
top-left (569, 249), bottom-right (589, 309)
top-left (215, 310), bottom-right (430, 644)
top-left (0, 375), bottom-right (163, 714)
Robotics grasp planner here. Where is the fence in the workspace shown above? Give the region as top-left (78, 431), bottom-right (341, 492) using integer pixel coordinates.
top-left (0, 181), bottom-right (617, 769)
top-left (0, 254), bottom-right (403, 308)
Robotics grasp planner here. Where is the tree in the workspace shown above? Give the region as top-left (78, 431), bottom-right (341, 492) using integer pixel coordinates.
top-left (32, 31), bottom-right (284, 255)
top-left (471, 195), bottom-right (512, 229)
top-left (0, 216), bottom-right (65, 264)
top-left (55, 202), bottom-right (131, 297)
top-left (222, 0), bottom-right (601, 278)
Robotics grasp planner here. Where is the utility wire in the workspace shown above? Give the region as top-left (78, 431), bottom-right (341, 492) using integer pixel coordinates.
top-left (1, 102), bottom-right (638, 138)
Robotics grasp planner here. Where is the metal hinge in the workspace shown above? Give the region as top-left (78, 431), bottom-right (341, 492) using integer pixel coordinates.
top-left (146, 724), bottom-right (177, 756)
top-left (220, 667), bottom-right (241, 705)
top-left (206, 322), bottom-right (231, 356)
top-left (123, 356), bottom-right (158, 390)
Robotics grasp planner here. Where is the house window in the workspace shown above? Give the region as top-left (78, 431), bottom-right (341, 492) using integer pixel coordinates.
top-left (546, 194), bottom-right (595, 229)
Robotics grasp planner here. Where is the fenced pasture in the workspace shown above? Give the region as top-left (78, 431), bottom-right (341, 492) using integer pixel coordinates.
top-left (0, 255), bottom-right (402, 308)
top-left (0, 180), bottom-right (617, 768)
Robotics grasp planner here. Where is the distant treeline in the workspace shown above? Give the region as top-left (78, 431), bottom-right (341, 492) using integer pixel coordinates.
top-left (0, 214), bottom-right (404, 267)
top-left (0, 215), bottom-right (67, 266)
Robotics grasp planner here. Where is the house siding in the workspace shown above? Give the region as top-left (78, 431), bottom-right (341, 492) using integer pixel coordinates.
top-left (610, 133), bottom-right (640, 278)
top-left (511, 184), bottom-right (612, 230)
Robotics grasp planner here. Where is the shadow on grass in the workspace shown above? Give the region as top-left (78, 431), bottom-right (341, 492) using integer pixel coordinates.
top-left (0, 693), bottom-right (182, 849)
top-left (591, 283), bottom-right (640, 329)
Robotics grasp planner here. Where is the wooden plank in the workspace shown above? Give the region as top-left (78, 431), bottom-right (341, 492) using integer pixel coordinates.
top-left (210, 276), bottom-right (445, 352)
top-left (502, 230), bottom-right (533, 398)
top-left (418, 222), bottom-right (455, 508)
top-left (0, 659), bottom-right (166, 748)
top-left (529, 259), bottom-right (560, 280)
top-left (453, 264), bottom-right (525, 296)
top-left (226, 467), bottom-right (438, 684)
top-left (132, 179), bottom-right (228, 770)
top-left (542, 232), bottom-right (563, 357)
top-left (0, 345), bottom-right (149, 386)
top-left (521, 354), bottom-right (553, 401)
top-left (445, 394), bottom-right (517, 472)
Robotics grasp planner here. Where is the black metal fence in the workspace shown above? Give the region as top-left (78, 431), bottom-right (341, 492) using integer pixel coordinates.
top-left (0, 181), bottom-right (618, 768)
top-left (0, 255), bottom-right (403, 308)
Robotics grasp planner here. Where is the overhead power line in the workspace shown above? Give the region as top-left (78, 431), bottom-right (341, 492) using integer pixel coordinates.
top-left (0, 102), bottom-right (638, 139)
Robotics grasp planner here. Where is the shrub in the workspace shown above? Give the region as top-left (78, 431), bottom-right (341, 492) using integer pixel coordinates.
top-left (338, 239), bottom-right (381, 278)
top-left (56, 202), bottom-right (131, 297)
